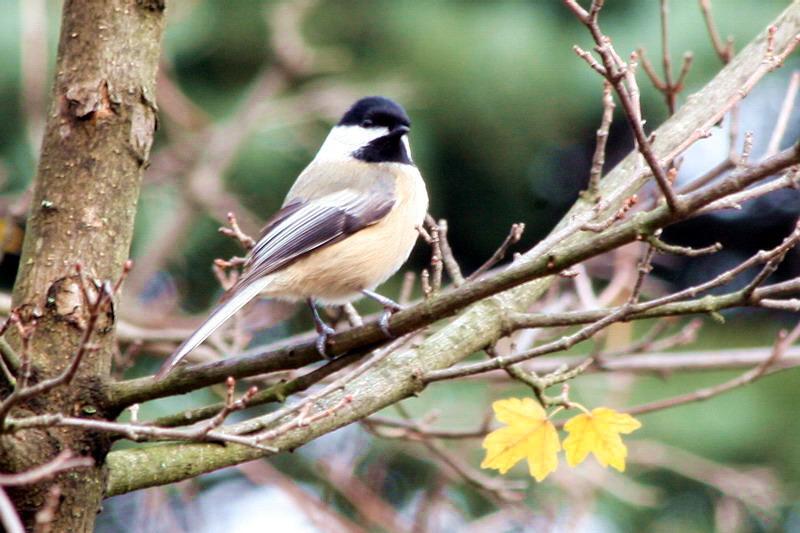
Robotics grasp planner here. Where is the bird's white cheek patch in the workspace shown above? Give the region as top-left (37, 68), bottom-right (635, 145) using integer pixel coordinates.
top-left (315, 125), bottom-right (389, 162)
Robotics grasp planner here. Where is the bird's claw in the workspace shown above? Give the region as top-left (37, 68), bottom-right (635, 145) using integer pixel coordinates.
top-left (314, 322), bottom-right (336, 359)
top-left (378, 303), bottom-right (403, 339)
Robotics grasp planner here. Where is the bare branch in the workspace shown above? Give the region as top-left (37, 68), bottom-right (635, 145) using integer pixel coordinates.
top-left (435, 219), bottom-right (465, 287)
top-left (699, 0), bottom-right (734, 63)
top-left (377, 403), bottom-right (526, 503)
top-left (426, 221), bottom-right (800, 382)
top-left (108, 143), bottom-right (800, 408)
top-left (623, 322), bottom-right (800, 417)
top-left (758, 298), bottom-right (800, 311)
top-left (467, 223), bottom-right (525, 281)
top-left (699, 166), bottom-right (800, 214)
top-left (219, 211), bottom-right (256, 251)
top-left (0, 268), bottom-right (115, 427)
top-left (601, 318), bottom-right (702, 359)
top-left (102, 5), bottom-right (800, 496)
top-left (398, 271), bottom-right (416, 306)
top-left (649, 0), bottom-right (695, 113)
top-left (765, 71), bottom-right (800, 158)
top-left (581, 194), bottom-right (638, 232)
top-left (6, 378), bottom-right (263, 450)
top-left (567, 1), bottom-right (683, 212)
top-left (151, 367), bottom-right (281, 428)
top-left (742, 221), bottom-right (800, 299)
top-left (0, 487), bottom-right (23, 533)
top-left (586, 81), bottom-right (615, 198)
top-left (629, 440), bottom-right (779, 514)
top-left (226, 335), bottom-right (414, 437)
top-left (252, 394), bottom-right (352, 444)
top-left (33, 484), bottom-right (62, 533)
top-left (423, 216), bottom-right (444, 294)
top-left (647, 230), bottom-right (722, 256)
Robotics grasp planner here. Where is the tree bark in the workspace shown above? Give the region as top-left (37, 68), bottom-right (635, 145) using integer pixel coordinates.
top-left (2, 0), bottom-right (165, 530)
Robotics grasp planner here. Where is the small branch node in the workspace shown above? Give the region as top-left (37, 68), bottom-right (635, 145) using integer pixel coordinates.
top-left (219, 211), bottom-right (256, 250)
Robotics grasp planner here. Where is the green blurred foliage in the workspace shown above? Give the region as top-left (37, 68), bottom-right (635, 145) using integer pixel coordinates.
top-left (4, 0), bottom-right (800, 530)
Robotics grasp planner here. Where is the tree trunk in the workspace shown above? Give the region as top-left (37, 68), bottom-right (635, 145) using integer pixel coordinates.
top-left (2, 0), bottom-right (165, 530)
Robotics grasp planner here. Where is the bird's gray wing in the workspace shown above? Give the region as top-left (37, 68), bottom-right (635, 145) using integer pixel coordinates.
top-left (154, 188), bottom-right (394, 379)
top-left (239, 188), bottom-right (395, 286)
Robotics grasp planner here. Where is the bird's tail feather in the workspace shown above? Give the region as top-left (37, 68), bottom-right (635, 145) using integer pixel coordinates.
top-left (155, 277), bottom-right (271, 380)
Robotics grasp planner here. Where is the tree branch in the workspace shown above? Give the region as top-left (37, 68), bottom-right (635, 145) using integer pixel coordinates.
top-left (103, 2), bottom-right (800, 496)
top-left (108, 142), bottom-right (800, 408)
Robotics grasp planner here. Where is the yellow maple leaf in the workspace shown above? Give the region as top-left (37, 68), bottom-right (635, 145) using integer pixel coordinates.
top-left (481, 397), bottom-right (560, 481)
top-left (563, 407), bottom-right (641, 472)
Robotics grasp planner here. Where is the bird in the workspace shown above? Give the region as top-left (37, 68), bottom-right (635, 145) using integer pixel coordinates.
top-left (155, 96), bottom-right (429, 379)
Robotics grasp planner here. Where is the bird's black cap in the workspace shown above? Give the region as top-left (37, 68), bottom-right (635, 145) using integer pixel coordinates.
top-left (338, 96), bottom-right (411, 130)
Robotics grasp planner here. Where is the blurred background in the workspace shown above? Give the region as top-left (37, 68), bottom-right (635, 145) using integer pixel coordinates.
top-left (1, 0), bottom-right (800, 531)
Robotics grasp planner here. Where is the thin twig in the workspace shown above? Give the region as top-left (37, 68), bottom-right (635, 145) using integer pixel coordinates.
top-left (0, 268), bottom-right (114, 427)
top-left (468, 223), bottom-right (525, 281)
top-left (602, 318), bottom-right (702, 358)
top-left (435, 219), bottom-right (465, 286)
top-left (423, 216), bottom-right (444, 294)
top-left (586, 81), bottom-right (615, 198)
top-left (764, 71), bottom-right (800, 158)
top-left (628, 440), bottom-right (779, 514)
top-left (647, 230), bottom-right (722, 256)
top-left (660, 0), bottom-right (676, 112)
top-left (738, 131), bottom-right (754, 168)
top-left (699, 0), bottom-right (734, 63)
top-left (390, 404), bottom-right (525, 502)
top-left (566, 1), bottom-right (682, 212)
top-left (759, 298), bottom-right (800, 311)
top-left (581, 194), bottom-right (637, 232)
top-left (34, 484), bottom-right (62, 533)
top-left (5, 412), bottom-right (275, 451)
top-left (398, 271), bottom-right (416, 306)
top-left (342, 303), bottom-right (363, 328)
top-left (426, 221), bottom-right (800, 382)
top-left (742, 221), bottom-right (800, 300)
top-left (699, 166), bottom-right (800, 214)
top-left (254, 394), bottom-right (353, 444)
top-left (0, 487), bottom-right (23, 533)
top-left (219, 211), bottom-right (256, 250)
top-left (629, 244), bottom-right (655, 303)
top-left (107, 144), bottom-right (800, 407)
top-left (227, 334), bottom-right (414, 436)
top-left (153, 354), bottom-right (352, 427)
top-left (623, 321), bottom-right (800, 416)
top-left (6, 378), bottom-right (263, 449)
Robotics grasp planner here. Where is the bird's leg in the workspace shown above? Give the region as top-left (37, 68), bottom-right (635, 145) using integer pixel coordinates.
top-left (307, 298), bottom-right (336, 358)
top-left (361, 289), bottom-right (403, 338)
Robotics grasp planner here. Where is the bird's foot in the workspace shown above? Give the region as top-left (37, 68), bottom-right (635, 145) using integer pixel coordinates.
top-left (308, 298), bottom-right (336, 359)
top-left (314, 321), bottom-right (337, 359)
top-left (362, 290), bottom-right (403, 339)
top-left (378, 308), bottom-right (401, 338)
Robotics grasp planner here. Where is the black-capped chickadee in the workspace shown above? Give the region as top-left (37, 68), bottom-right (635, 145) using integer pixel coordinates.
top-left (156, 97), bottom-right (429, 379)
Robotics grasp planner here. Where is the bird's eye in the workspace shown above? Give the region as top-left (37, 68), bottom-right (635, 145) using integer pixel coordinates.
top-left (361, 119), bottom-right (374, 128)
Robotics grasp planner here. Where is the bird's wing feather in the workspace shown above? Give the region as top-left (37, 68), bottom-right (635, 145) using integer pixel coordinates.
top-left (240, 189), bottom-right (394, 285)
top-left (155, 188), bottom-right (394, 379)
